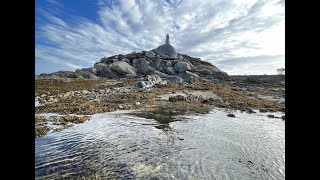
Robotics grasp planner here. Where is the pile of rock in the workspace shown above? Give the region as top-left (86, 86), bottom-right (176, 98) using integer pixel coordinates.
top-left (38, 51), bottom-right (228, 83)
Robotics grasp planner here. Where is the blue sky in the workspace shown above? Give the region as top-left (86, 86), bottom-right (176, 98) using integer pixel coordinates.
top-left (35, 0), bottom-right (285, 75)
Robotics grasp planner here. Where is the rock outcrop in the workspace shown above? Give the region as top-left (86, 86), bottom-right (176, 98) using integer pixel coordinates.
top-left (38, 51), bottom-right (228, 83)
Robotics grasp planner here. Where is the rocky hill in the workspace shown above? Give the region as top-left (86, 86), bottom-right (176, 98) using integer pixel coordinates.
top-left (38, 51), bottom-right (228, 83)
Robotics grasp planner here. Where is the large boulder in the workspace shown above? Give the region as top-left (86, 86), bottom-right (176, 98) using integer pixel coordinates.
top-left (94, 63), bottom-right (119, 78)
top-left (132, 58), bottom-right (155, 75)
top-left (110, 61), bottom-right (137, 77)
top-left (174, 61), bottom-right (194, 73)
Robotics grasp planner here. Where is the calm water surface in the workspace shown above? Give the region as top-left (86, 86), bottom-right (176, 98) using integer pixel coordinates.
top-left (35, 109), bottom-right (285, 179)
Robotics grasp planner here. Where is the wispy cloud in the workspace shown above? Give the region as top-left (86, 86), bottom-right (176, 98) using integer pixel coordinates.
top-left (35, 0), bottom-right (285, 75)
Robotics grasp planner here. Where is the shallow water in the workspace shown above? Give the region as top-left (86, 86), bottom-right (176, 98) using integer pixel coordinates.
top-left (35, 109), bottom-right (285, 179)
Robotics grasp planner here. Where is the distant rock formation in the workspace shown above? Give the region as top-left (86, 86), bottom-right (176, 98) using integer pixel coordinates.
top-left (38, 34), bottom-right (228, 82)
top-left (38, 51), bottom-right (228, 82)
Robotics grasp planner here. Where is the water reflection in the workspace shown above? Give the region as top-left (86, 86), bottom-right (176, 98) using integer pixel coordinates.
top-left (35, 108), bottom-right (285, 179)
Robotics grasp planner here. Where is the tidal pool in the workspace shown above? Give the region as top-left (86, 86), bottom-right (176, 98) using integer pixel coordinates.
top-left (35, 108), bottom-right (285, 179)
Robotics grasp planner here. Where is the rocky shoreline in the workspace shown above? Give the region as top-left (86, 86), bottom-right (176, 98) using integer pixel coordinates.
top-left (35, 74), bottom-right (284, 137)
top-left (35, 51), bottom-right (284, 137)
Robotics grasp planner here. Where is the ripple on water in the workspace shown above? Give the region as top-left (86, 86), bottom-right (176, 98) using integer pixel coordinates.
top-left (35, 109), bottom-right (285, 179)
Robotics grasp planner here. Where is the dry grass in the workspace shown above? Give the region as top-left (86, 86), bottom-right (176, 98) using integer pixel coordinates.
top-left (35, 79), bottom-right (105, 95)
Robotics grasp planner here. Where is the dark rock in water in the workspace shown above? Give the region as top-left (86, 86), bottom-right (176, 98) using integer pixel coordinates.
top-left (227, 113), bottom-right (235, 117)
top-left (201, 99), bottom-right (211, 104)
top-left (238, 102), bottom-right (247, 109)
top-left (259, 109), bottom-right (268, 113)
top-left (267, 114), bottom-right (275, 118)
top-left (282, 115), bottom-right (285, 120)
top-left (247, 109), bottom-right (256, 113)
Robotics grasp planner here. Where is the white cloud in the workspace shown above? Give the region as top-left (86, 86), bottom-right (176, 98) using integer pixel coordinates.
top-left (35, 0), bottom-right (285, 75)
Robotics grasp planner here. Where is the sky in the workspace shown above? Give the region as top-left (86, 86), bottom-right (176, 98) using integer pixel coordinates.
top-left (35, 0), bottom-right (285, 75)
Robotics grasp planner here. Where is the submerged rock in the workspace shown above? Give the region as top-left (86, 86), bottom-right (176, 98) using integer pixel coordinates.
top-left (267, 114), bottom-right (275, 118)
top-left (259, 109), bottom-right (268, 113)
top-left (227, 113), bottom-right (236, 117)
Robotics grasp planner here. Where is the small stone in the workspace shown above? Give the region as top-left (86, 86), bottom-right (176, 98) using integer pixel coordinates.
top-left (82, 90), bottom-right (90, 94)
top-left (247, 109), bottom-right (256, 113)
top-left (40, 94), bottom-right (47, 98)
top-left (259, 109), bottom-right (267, 113)
top-left (267, 114), bottom-right (275, 118)
top-left (227, 113), bottom-right (235, 117)
top-left (135, 102), bottom-right (141, 105)
top-left (118, 105), bottom-right (123, 109)
top-left (177, 137), bottom-right (184, 141)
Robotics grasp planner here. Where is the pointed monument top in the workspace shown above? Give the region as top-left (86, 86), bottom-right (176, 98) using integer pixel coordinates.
top-left (165, 34), bottom-right (170, 45)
